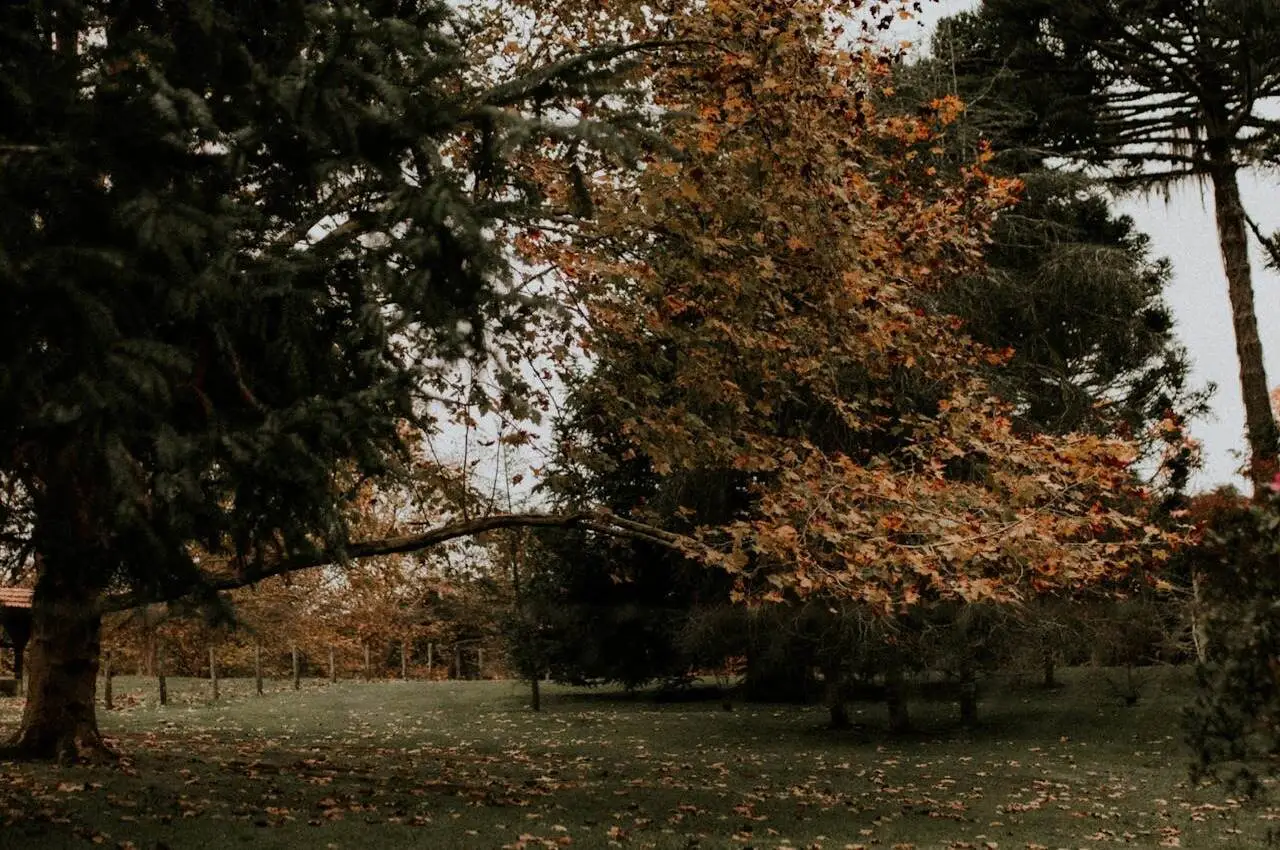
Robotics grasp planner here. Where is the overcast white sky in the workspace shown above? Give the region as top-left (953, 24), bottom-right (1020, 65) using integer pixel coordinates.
top-left (910, 1), bottom-right (1280, 493)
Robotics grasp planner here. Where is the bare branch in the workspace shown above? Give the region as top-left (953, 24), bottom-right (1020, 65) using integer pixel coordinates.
top-left (101, 510), bottom-right (698, 613)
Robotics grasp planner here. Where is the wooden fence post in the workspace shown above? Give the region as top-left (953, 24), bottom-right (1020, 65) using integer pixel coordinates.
top-left (329, 646), bottom-right (336, 684)
top-left (401, 641), bottom-right (408, 680)
top-left (454, 644), bottom-right (461, 680)
top-left (254, 641), bottom-right (263, 696)
top-left (363, 642), bottom-right (371, 681)
top-left (157, 639), bottom-right (168, 707)
top-left (103, 650), bottom-right (113, 711)
top-left (209, 646), bottom-right (219, 701)
top-left (291, 644), bottom-right (300, 691)
top-left (426, 642), bottom-right (433, 678)
top-left (477, 648), bottom-right (484, 679)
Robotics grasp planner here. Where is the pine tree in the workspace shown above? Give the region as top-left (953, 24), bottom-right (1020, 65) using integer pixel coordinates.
top-left (907, 12), bottom-right (1210, 466)
top-left (959, 0), bottom-right (1280, 490)
top-left (0, 0), bottom-right (646, 761)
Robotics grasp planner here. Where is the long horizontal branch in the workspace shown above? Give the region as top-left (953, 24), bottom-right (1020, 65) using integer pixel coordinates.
top-left (101, 510), bottom-right (696, 613)
top-left (1108, 168), bottom-right (1199, 187)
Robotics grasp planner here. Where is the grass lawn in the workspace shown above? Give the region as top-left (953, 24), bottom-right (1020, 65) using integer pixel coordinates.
top-left (0, 667), bottom-right (1274, 849)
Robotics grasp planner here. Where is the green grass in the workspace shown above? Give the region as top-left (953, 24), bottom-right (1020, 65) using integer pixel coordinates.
top-left (0, 667), bottom-right (1275, 849)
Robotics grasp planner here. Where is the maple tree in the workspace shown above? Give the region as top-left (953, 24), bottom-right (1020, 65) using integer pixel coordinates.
top-left (525, 77), bottom-right (1198, 720)
top-left (528, 0), bottom-right (1177, 613)
top-left (505, 0), bottom-right (1194, 729)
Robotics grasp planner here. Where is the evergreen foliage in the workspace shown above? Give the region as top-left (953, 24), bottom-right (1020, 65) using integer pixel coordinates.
top-left (949, 0), bottom-right (1280, 488)
top-left (1185, 487), bottom-right (1280, 795)
top-left (0, 1), bottom-right (642, 601)
top-left (943, 0), bottom-right (1280, 787)
top-left (911, 14), bottom-right (1209, 455)
top-left (0, 0), bottom-right (654, 758)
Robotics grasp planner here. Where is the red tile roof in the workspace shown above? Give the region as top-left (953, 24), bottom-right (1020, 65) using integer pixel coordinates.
top-left (0, 588), bottom-right (33, 608)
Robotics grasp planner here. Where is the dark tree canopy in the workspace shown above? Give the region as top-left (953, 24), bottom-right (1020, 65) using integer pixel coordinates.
top-left (958, 0), bottom-right (1280, 182)
top-left (0, 0), bottom-right (646, 759)
top-left (0, 0), bottom-right (644, 599)
top-left (951, 0), bottom-right (1280, 489)
top-left (908, 13), bottom-right (1210, 462)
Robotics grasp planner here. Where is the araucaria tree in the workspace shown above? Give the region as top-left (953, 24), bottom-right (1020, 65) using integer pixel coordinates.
top-left (965, 0), bottom-right (1280, 489)
top-left (907, 14), bottom-right (1208, 458)
top-left (0, 1), bottom-right (646, 760)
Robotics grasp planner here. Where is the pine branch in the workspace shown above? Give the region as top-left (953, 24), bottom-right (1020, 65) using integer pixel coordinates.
top-left (1245, 211), bottom-right (1280, 271)
top-left (473, 40), bottom-right (692, 109)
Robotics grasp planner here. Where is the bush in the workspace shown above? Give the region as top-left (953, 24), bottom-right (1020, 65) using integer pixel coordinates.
top-left (1185, 487), bottom-right (1280, 794)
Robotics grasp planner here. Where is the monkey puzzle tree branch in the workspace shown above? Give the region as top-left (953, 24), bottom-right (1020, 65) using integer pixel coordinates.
top-left (472, 40), bottom-right (695, 108)
top-left (1245, 210), bottom-right (1280, 271)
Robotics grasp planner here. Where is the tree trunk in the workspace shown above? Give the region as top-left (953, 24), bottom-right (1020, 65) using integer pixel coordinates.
top-left (5, 579), bottom-right (111, 762)
top-left (254, 641), bottom-right (263, 696)
top-left (454, 644), bottom-right (462, 680)
top-left (291, 644), bottom-right (300, 691)
top-left (1042, 652), bottom-right (1057, 689)
top-left (157, 639), bottom-right (167, 707)
top-left (2, 611), bottom-right (30, 684)
top-left (329, 646), bottom-right (336, 684)
top-left (830, 699), bottom-right (852, 730)
top-left (102, 651), bottom-right (113, 711)
top-left (958, 664), bottom-right (977, 726)
top-left (401, 640), bottom-right (408, 680)
top-left (209, 646), bottom-right (219, 701)
top-left (822, 664), bottom-right (851, 730)
top-left (530, 672), bottom-right (541, 712)
top-left (363, 642), bottom-right (370, 681)
top-left (1211, 161), bottom-right (1277, 492)
top-left (426, 642), bottom-right (433, 678)
top-left (885, 665), bottom-right (910, 734)
top-left (1191, 568), bottom-right (1210, 664)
